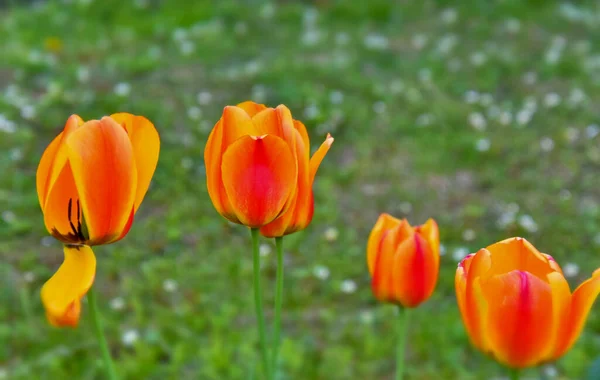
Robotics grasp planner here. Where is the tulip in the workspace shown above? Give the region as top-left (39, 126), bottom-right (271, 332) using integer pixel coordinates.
top-left (367, 214), bottom-right (440, 307)
top-left (455, 237), bottom-right (600, 370)
top-left (204, 101), bottom-right (333, 231)
top-left (36, 113), bottom-right (160, 327)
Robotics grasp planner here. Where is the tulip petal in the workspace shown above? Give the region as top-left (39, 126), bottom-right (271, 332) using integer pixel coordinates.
top-left (41, 245), bottom-right (96, 327)
top-left (237, 101), bottom-right (267, 117)
top-left (392, 232), bottom-right (438, 307)
top-left (555, 269), bottom-right (600, 357)
top-left (43, 162), bottom-right (85, 244)
top-left (110, 113), bottom-right (160, 212)
top-left (456, 254), bottom-right (477, 345)
top-left (485, 237), bottom-right (554, 281)
top-left (293, 120), bottom-right (310, 158)
top-left (465, 249), bottom-right (493, 350)
top-left (221, 134), bottom-right (296, 227)
top-left (546, 271), bottom-right (572, 359)
top-left (481, 270), bottom-right (553, 368)
top-left (417, 218), bottom-right (439, 266)
top-left (366, 213), bottom-right (402, 276)
top-left (309, 133), bottom-right (334, 184)
top-left (66, 118), bottom-right (137, 244)
top-left (260, 128), bottom-right (311, 237)
top-left (37, 115), bottom-right (84, 208)
top-left (205, 106), bottom-right (258, 222)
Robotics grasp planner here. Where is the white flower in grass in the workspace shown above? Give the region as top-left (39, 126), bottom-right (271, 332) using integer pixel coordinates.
top-left (2, 211), bottom-right (15, 223)
top-left (563, 263), bottom-right (580, 278)
top-left (518, 215), bottom-right (538, 233)
top-left (475, 138), bottom-right (490, 152)
top-left (516, 109), bottom-right (533, 126)
top-left (329, 90), bottom-right (344, 105)
top-left (110, 297), bottom-right (125, 311)
top-left (565, 127), bottom-right (579, 144)
top-left (364, 34), bottom-right (389, 50)
top-left (163, 279), bottom-right (178, 293)
top-left (373, 101), bottom-right (386, 115)
top-left (121, 329), bottom-right (139, 346)
top-left (505, 18), bottom-right (521, 33)
top-left (179, 40), bottom-right (195, 56)
top-left (540, 137), bottom-right (555, 152)
top-left (412, 34), bottom-right (428, 50)
top-left (440, 8), bottom-right (458, 24)
top-left (542, 364), bottom-right (558, 378)
top-left (522, 71), bottom-right (537, 85)
top-left (543, 93), bottom-right (561, 108)
top-left (340, 279), bottom-right (357, 294)
top-left (464, 90), bottom-right (480, 104)
top-left (335, 32), bottom-right (350, 46)
top-left (453, 247), bottom-right (470, 262)
top-left (0, 368), bottom-right (7, 379)
top-left (114, 82), bottom-right (131, 97)
top-left (23, 271), bottom-right (35, 283)
top-left (439, 244), bottom-right (447, 256)
top-left (187, 106), bottom-right (202, 120)
top-left (197, 91), bottom-right (212, 105)
top-left (304, 104), bottom-right (320, 120)
top-left (324, 227), bottom-right (339, 242)
top-left (470, 52), bottom-right (487, 66)
top-left (468, 112), bottom-right (487, 131)
top-left (259, 244), bottom-right (272, 257)
top-left (77, 66), bottom-right (90, 83)
top-left (462, 229), bottom-right (476, 241)
top-left (313, 265), bottom-right (330, 280)
top-left (498, 111), bottom-right (512, 126)
top-left (416, 113), bottom-right (434, 127)
top-left (0, 114), bottom-right (16, 133)
top-left (586, 124), bottom-right (600, 139)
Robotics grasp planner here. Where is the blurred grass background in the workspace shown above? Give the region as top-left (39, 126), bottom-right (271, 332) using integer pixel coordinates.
top-left (1, 0), bottom-right (600, 379)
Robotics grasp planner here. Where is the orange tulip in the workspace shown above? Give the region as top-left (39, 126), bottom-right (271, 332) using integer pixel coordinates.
top-left (456, 237), bottom-right (600, 369)
top-left (36, 113), bottom-right (160, 326)
top-left (204, 101), bottom-right (333, 232)
top-left (367, 214), bottom-right (439, 308)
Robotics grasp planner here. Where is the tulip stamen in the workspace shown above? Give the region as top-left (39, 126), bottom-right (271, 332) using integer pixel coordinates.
top-left (66, 198), bottom-right (86, 242)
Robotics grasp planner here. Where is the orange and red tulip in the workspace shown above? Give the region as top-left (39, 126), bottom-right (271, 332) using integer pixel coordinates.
top-left (456, 237), bottom-right (600, 369)
top-left (367, 214), bottom-right (439, 308)
top-left (204, 101), bottom-right (333, 233)
top-left (36, 113), bottom-right (160, 327)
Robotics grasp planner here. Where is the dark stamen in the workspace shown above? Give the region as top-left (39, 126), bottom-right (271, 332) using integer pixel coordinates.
top-left (68, 198), bottom-right (79, 236)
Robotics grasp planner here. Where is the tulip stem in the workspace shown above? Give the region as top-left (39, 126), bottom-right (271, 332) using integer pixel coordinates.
top-left (251, 228), bottom-right (271, 380)
top-left (396, 306), bottom-right (411, 380)
top-left (87, 285), bottom-right (118, 380)
top-left (509, 369), bottom-right (520, 380)
top-left (271, 236), bottom-right (284, 378)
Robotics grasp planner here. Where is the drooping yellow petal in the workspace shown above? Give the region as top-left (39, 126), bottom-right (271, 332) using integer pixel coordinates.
top-left (309, 134), bottom-right (334, 184)
top-left (555, 269), bottom-right (600, 358)
top-left (545, 271), bottom-right (572, 359)
top-left (66, 118), bottom-right (137, 244)
top-left (110, 113), bottom-right (160, 212)
top-left (41, 245), bottom-right (96, 327)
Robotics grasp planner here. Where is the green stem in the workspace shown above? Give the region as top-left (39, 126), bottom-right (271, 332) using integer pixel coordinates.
top-left (396, 306), bottom-right (411, 380)
top-left (271, 236), bottom-right (284, 378)
top-left (87, 285), bottom-right (118, 380)
top-left (509, 368), bottom-right (520, 380)
top-left (251, 228), bottom-right (271, 380)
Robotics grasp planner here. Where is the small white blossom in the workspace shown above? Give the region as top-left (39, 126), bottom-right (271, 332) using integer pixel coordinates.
top-left (559, 189), bottom-right (572, 201)
top-left (20, 105), bottom-right (36, 120)
top-left (187, 106), bottom-right (202, 120)
top-left (364, 34), bottom-right (389, 50)
top-left (373, 101), bottom-right (386, 114)
top-left (586, 124), bottom-right (600, 139)
top-left (464, 90), bottom-right (480, 104)
top-left (411, 34), bottom-right (428, 50)
top-left (2, 211), bottom-right (15, 223)
top-left (475, 138), bottom-right (491, 152)
top-left (565, 127), bottom-right (579, 144)
top-left (179, 40), bottom-right (195, 56)
top-left (340, 279), bottom-right (357, 294)
top-left (468, 112), bottom-right (487, 131)
top-left (114, 82), bottom-right (131, 97)
top-left (440, 8), bottom-right (458, 24)
top-left (416, 113), bottom-right (434, 127)
top-left (23, 271), bottom-right (35, 283)
top-left (335, 32), bottom-right (350, 46)
top-left (110, 297), bottom-right (125, 311)
top-left (453, 247), bottom-right (470, 262)
top-left (329, 90), bottom-right (344, 105)
top-left (542, 365), bottom-right (558, 379)
top-left (324, 227), bottom-right (339, 242)
top-left (462, 229), bottom-right (476, 241)
top-left (313, 265), bottom-right (330, 280)
top-left (522, 71), bottom-right (537, 85)
top-left (499, 111), bottom-right (512, 126)
top-left (544, 93), bottom-right (561, 108)
top-left (516, 109), bottom-right (533, 126)
top-left (518, 215), bottom-right (538, 233)
top-left (563, 263), bottom-right (580, 278)
top-left (259, 243), bottom-right (272, 257)
top-left (439, 244), bottom-right (447, 256)
top-left (398, 201), bottom-right (412, 214)
top-left (196, 91), bottom-right (212, 105)
top-left (470, 52), bottom-right (487, 67)
top-left (301, 30), bottom-right (321, 46)
top-left (162, 279), bottom-right (178, 293)
top-left (505, 18), bottom-right (521, 33)
top-left (540, 137), bottom-right (555, 152)
top-left (121, 329), bottom-right (139, 346)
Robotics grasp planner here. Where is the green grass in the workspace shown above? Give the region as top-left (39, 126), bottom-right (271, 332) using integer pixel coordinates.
top-left (1, 0), bottom-right (600, 378)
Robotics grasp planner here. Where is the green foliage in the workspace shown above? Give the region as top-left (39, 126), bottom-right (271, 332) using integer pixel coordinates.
top-left (1, 0), bottom-right (600, 378)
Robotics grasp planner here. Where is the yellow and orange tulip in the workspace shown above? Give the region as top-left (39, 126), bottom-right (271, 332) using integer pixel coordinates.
top-left (367, 214), bottom-right (439, 308)
top-left (456, 237), bottom-right (600, 369)
top-left (204, 101), bottom-right (333, 234)
top-left (36, 113), bottom-right (160, 327)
